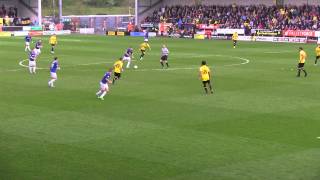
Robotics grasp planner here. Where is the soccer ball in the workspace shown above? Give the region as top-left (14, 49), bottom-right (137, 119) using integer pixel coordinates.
top-left (133, 65), bottom-right (138, 69)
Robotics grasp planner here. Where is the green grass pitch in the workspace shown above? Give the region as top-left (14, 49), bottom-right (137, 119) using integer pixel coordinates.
top-left (1, 35), bottom-right (320, 179)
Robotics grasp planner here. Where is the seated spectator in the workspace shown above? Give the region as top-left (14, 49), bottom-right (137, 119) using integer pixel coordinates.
top-left (144, 4), bottom-right (320, 31)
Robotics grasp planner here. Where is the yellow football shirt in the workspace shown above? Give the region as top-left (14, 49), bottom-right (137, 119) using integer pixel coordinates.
top-left (232, 33), bottom-right (238, 41)
top-left (140, 42), bottom-right (150, 51)
top-left (199, 65), bottom-right (211, 81)
top-left (315, 47), bottom-right (320, 56)
top-left (299, 50), bottom-right (307, 63)
top-left (49, 36), bottom-right (57, 45)
top-left (114, 60), bottom-right (123, 73)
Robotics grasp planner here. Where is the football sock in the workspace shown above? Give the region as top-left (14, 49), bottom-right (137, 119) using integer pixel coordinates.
top-left (29, 67), bottom-right (33, 74)
top-left (209, 85), bottom-right (213, 93)
top-left (204, 87), bottom-right (208, 94)
top-left (166, 63), bottom-right (169, 68)
top-left (49, 79), bottom-right (56, 86)
top-left (96, 90), bottom-right (102, 96)
top-left (140, 54), bottom-right (145, 60)
top-left (126, 61), bottom-right (131, 68)
top-left (100, 91), bottom-right (107, 98)
top-left (297, 69), bottom-right (301, 77)
top-left (303, 70), bottom-right (307, 77)
top-left (160, 62), bottom-right (164, 68)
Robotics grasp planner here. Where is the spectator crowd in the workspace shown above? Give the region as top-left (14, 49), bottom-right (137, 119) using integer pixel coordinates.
top-left (0, 4), bottom-right (18, 18)
top-left (0, 4), bottom-right (33, 26)
top-left (144, 4), bottom-right (320, 31)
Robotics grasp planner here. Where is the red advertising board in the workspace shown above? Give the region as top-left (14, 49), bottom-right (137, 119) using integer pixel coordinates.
top-left (283, 30), bottom-right (315, 37)
top-left (29, 31), bottom-right (43, 36)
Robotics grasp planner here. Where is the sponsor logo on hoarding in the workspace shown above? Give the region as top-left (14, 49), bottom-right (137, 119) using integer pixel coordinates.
top-left (256, 29), bottom-right (281, 36)
top-left (216, 29), bottom-right (245, 35)
top-left (117, 32), bottom-right (125, 36)
top-left (0, 32), bottom-right (11, 37)
top-left (130, 32), bottom-right (144, 37)
top-left (108, 31), bottom-right (116, 36)
top-left (283, 30), bottom-right (315, 37)
top-left (29, 31), bottom-right (43, 36)
top-left (194, 34), bottom-right (205, 40)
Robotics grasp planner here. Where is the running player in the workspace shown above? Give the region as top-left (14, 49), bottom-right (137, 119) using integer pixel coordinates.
top-left (25, 34), bottom-right (32, 52)
top-left (28, 49), bottom-right (37, 74)
top-left (199, 60), bottom-right (213, 94)
top-left (315, 44), bottom-right (320, 65)
top-left (48, 57), bottom-right (60, 88)
top-left (34, 39), bottom-right (42, 56)
top-left (49, 34), bottom-right (57, 54)
top-left (139, 39), bottom-right (151, 60)
top-left (297, 47), bottom-right (307, 77)
top-left (123, 47), bottom-right (134, 68)
top-left (112, 58), bottom-right (123, 84)
top-left (160, 44), bottom-right (169, 68)
top-left (232, 32), bottom-right (238, 48)
top-left (96, 68), bottom-right (113, 100)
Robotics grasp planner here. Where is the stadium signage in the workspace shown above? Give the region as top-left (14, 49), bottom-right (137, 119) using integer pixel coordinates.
top-left (238, 36), bottom-right (307, 43)
top-left (31, 26), bottom-right (43, 31)
top-left (22, 26), bottom-right (31, 31)
top-left (28, 31), bottom-right (43, 36)
top-left (43, 30), bottom-right (72, 36)
top-left (130, 32), bottom-right (144, 37)
top-left (216, 29), bottom-right (244, 35)
top-left (283, 30), bottom-right (315, 37)
top-left (13, 31), bottom-right (29, 36)
top-left (273, 37), bottom-right (307, 43)
top-left (315, 31), bottom-right (320, 37)
top-left (256, 29), bottom-right (281, 36)
top-left (2, 26), bottom-right (23, 31)
top-left (117, 31), bottom-right (125, 36)
top-left (140, 23), bottom-right (154, 28)
top-left (0, 32), bottom-right (11, 37)
top-left (79, 28), bottom-right (95, 34)
top-left (197, 24), bottom-right (219, 30)
top-left (108, 31), bottom-right (116, 36)
top-left (194, 34), bottom-right (205, 40)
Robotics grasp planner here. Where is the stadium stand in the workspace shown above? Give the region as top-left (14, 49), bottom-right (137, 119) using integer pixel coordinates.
top-left (144, 4), bottom-right (320, 30)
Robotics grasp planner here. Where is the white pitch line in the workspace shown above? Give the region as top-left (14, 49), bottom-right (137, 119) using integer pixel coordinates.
top-left (18, 59), bottom-right (114, 70)
top-left (263, 50), bottom-right (293, 54)
top-left (15, 55), bottom-right (250, 72)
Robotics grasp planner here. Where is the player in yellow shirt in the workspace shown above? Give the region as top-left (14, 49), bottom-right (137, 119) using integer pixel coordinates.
top-left (297, 47), bottom-right (307, 77)
top-left (112, 58), bottom-right (124, 84)
top-left (139, 39), bottom-right (151, 60)
top-left (199, 60), bottom-right (213, 94)
top-left (315, 44), bottom-right (320, 65)
top-left (49, 34), bottom-right (57, 54)
top-left (232, 32), bottom-right (238, 48)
